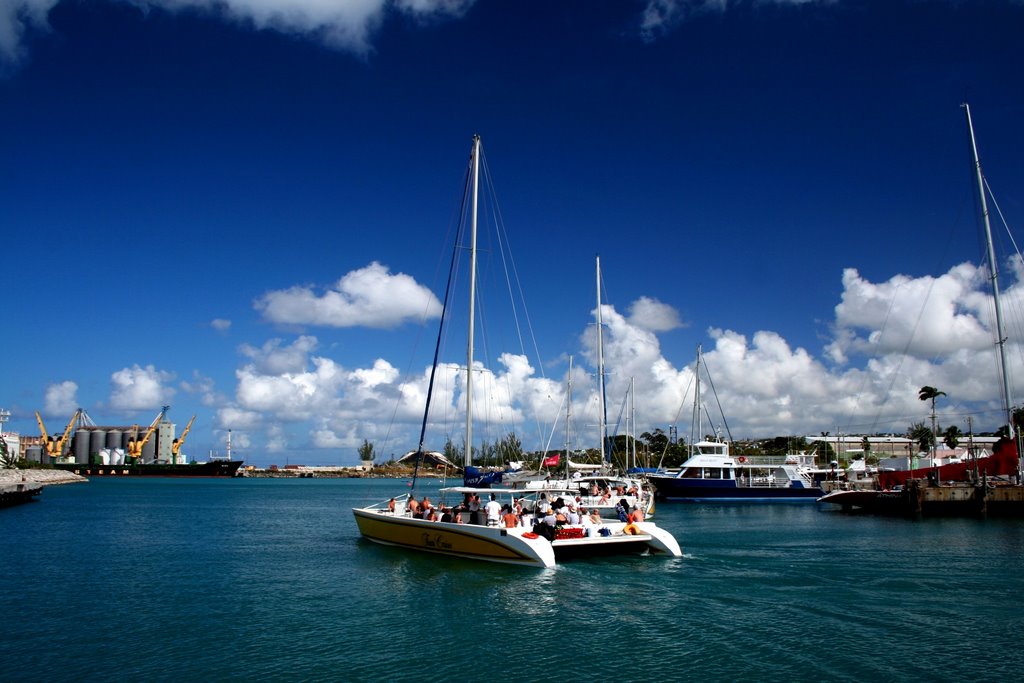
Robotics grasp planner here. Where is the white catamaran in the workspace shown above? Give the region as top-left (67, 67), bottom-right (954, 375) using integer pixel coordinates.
top-left (352, 136), bottom-right (681, 567)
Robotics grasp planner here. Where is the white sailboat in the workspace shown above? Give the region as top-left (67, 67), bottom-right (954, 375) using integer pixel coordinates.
top-left (503, 256), bottom-right (656, 517)
top-left (351, 137), bottom-right (681, 566)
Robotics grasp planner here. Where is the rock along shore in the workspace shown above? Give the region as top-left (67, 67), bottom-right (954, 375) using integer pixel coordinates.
top-left (0, 469), bottom-right (87, 486)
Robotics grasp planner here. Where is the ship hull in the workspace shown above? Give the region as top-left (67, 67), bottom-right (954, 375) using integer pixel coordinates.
top-left (649, 476), bottom-right (823, 502)
top-left (53, 460), bottom-right (243, 477)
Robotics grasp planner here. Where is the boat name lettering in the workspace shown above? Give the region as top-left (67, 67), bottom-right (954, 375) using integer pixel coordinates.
top-left (422, 533), bottom-right (453, 550)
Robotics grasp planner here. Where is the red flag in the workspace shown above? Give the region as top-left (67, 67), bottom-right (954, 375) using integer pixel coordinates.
top-left (542, 453), bottom-right (560, 468)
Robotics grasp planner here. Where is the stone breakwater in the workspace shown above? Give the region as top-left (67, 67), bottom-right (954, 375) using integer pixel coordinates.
top-left (0, 469), bottom-right (87, 486)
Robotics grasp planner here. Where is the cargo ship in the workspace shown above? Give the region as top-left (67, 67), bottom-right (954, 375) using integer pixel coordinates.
top-left (34, 407), bottom-right (244, 478)
top-left (52, 459), bottom-right (243, 478)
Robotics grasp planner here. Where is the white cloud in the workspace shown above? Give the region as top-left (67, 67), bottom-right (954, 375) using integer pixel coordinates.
top-left (210, 318), bottom-right (231, 333)
top-left (0, 0), bottom-right (58, 66)
top-left (255, 262), bottom-right (443, 329)
top-left (639, 0), bottom-right (838, 41)
top-left (43, 380), bottom-right (78, 416)
top-left (628, 296), bottom-right (684, 332)
top-left (240, 335), bottom-right (319, 375)
top-left (220, 255), bottom-right (1024, 462)
top-left (1, 0), bottom-right (476, 67)
top-left (180, 371), bottom-right (225, 407)
top-left (109, 364), bottom-right (176, 410)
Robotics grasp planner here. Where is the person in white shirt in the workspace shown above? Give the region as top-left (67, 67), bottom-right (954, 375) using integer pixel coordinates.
top-left (485, 494), bottom-right (502, 526)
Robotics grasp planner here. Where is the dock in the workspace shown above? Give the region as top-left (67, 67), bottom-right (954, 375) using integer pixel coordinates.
top-left (0, 482), bottom-right (43, 507)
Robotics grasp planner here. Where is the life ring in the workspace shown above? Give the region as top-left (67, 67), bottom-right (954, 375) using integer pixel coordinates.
top-left (737, 456), bottom-right (747, 464)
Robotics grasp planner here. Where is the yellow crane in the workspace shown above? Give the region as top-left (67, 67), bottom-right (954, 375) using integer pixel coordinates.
top-left (127, 406), bottom-right (169, 460)
top-left (171, 415), bottom-right (196, 460)
top-left (35, 409), bottom-right (83, 459)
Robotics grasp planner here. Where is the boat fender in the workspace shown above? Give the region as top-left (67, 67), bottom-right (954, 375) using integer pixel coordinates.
top-left (523, 532), bottom-right (539, 539)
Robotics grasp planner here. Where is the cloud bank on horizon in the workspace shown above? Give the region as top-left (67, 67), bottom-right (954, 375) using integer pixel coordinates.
top-left (40, 256), bottom-right (1024, 459)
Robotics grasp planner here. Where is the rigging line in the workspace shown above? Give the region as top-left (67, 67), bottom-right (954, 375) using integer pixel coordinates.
top-left (479, 157), bottom-right (549, 452)
top-left (984, 175), bottom-right (1024, 391)
top-left (479, 151), bottom-right (548, 381)
top-left (653, 372), bottom-right (695, 470)
top-left (381, 157), bottom-right (471, 463)
top-left (700, 357), bottom-right (733, 443)
top-left (541, 384), bottom-right (568, 457)
top-left (411, 159), bottom-right (473, 490)
top-left (860, 181), bottom-right (975, 433)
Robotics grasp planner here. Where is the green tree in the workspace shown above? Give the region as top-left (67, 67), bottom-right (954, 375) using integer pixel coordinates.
top-left (908, 421), bottom-right (933, 454)
top-left (496, 432), bottom-right (523, 463)
top-left (0, 438), bottom-right (16, 469)
top-left (943, 425), bottom-right (962, 450)
top-left (443, 437), bottom-right (462, 465)
top-left (357, 439), bottom-right (376, 464)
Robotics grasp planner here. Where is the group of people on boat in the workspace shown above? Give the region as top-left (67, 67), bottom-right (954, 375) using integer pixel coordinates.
top-left (388, 491), bottom-right (647, 539)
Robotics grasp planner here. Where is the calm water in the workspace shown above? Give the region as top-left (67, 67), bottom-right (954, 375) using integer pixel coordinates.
top-left (3, 477), bottom-right (1023, 682)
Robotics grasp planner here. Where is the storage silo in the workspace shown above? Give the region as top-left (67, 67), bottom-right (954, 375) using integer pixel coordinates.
top-left (74, 430), bottom-right (90, 464)
top-left (142, 437), bottom-right (156, 464)
top-left (89, 429), bottom-right (106, 464)
top-left (26, 445), bottom-right (42, 463)
top-left (106, 429), bottom-right (122, 450)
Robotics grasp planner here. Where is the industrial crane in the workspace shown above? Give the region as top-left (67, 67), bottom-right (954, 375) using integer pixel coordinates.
top-left (127, 406), bottom-right (169, 460)
top-left (171, 415), bottom-right (196, 459)
top-left (36, 409), bottom-right (83, 459)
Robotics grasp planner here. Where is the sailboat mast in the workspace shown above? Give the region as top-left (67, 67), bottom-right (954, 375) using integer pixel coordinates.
top-left (692, 345), bottom-right (702, 458)
top-left (596, 255), bottom-right (607, 464)
top-left (465, 135), bottom-right (481, 467)
top-left (630, 376), bottom-right (636, 470)
top-left (963, 104), bottom-right (1015, 440)
top-left (566, 356), bottom-right (574, 468)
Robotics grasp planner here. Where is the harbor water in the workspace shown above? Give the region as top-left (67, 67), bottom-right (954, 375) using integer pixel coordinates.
top-left (3, 477), bottom-right (1023, 682)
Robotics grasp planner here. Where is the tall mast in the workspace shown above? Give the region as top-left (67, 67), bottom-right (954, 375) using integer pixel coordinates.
top-left (629, 376), bottom-right (636, 470)
top-left (963, 104), bottom-right (1014, 440)
top-left (566, 356), bottom-right (574, 467)
top-left (465, 135), bottom-right (481, 467)
top-left (596, 255), bottom-right (607, 464)
top-left (691, 345), bottom-right (702, 457)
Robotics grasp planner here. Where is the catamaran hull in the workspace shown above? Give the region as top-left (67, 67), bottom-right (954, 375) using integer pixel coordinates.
top-left (352, 510), bottom-right (683, 567)
top-left (649, 477), bottom-right (823, 502)
top-left (353, 508), bottom-right (557, 568)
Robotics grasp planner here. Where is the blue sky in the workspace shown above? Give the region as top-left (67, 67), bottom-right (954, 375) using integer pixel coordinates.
top-left (2, 0), bottom-right (1023, 466)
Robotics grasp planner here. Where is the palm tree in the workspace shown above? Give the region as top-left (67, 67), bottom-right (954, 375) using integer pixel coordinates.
top-left (919, 386), bottom-right (946, 460)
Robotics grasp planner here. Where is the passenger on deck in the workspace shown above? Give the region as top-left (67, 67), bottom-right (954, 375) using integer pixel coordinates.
top-left (387, 498), bottom-right (396, 514)
top-left (440, 507), bottom-right (453, 523)
top-left (537, 493), bottom-right (551, 516)
top-left (502, 505), bottom-right (519, 528)
top-left (421, 497), bottom-right (434, 519)
top-left (628, 506), bottom-right (645, 523)
top-left (453, 510), bottom-right (464, 524)
top-left (485, 494), bottom-right (502, 526)
top-left (615, 499), bottom-right (629, 522)
top-left (407, 495), bottom-right (421, 518)
top-left (566, 502), bottom-right (580, 525)
top-left (580, 508), bottom-right (595, 535)
top-left (589, 509), bottom-right (602, 525)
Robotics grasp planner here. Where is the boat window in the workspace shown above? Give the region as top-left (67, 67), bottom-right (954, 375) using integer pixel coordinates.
top-left (705, 468), bottom-right (722, 479)
top-left (681, 468), bottom-right (701, 478)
